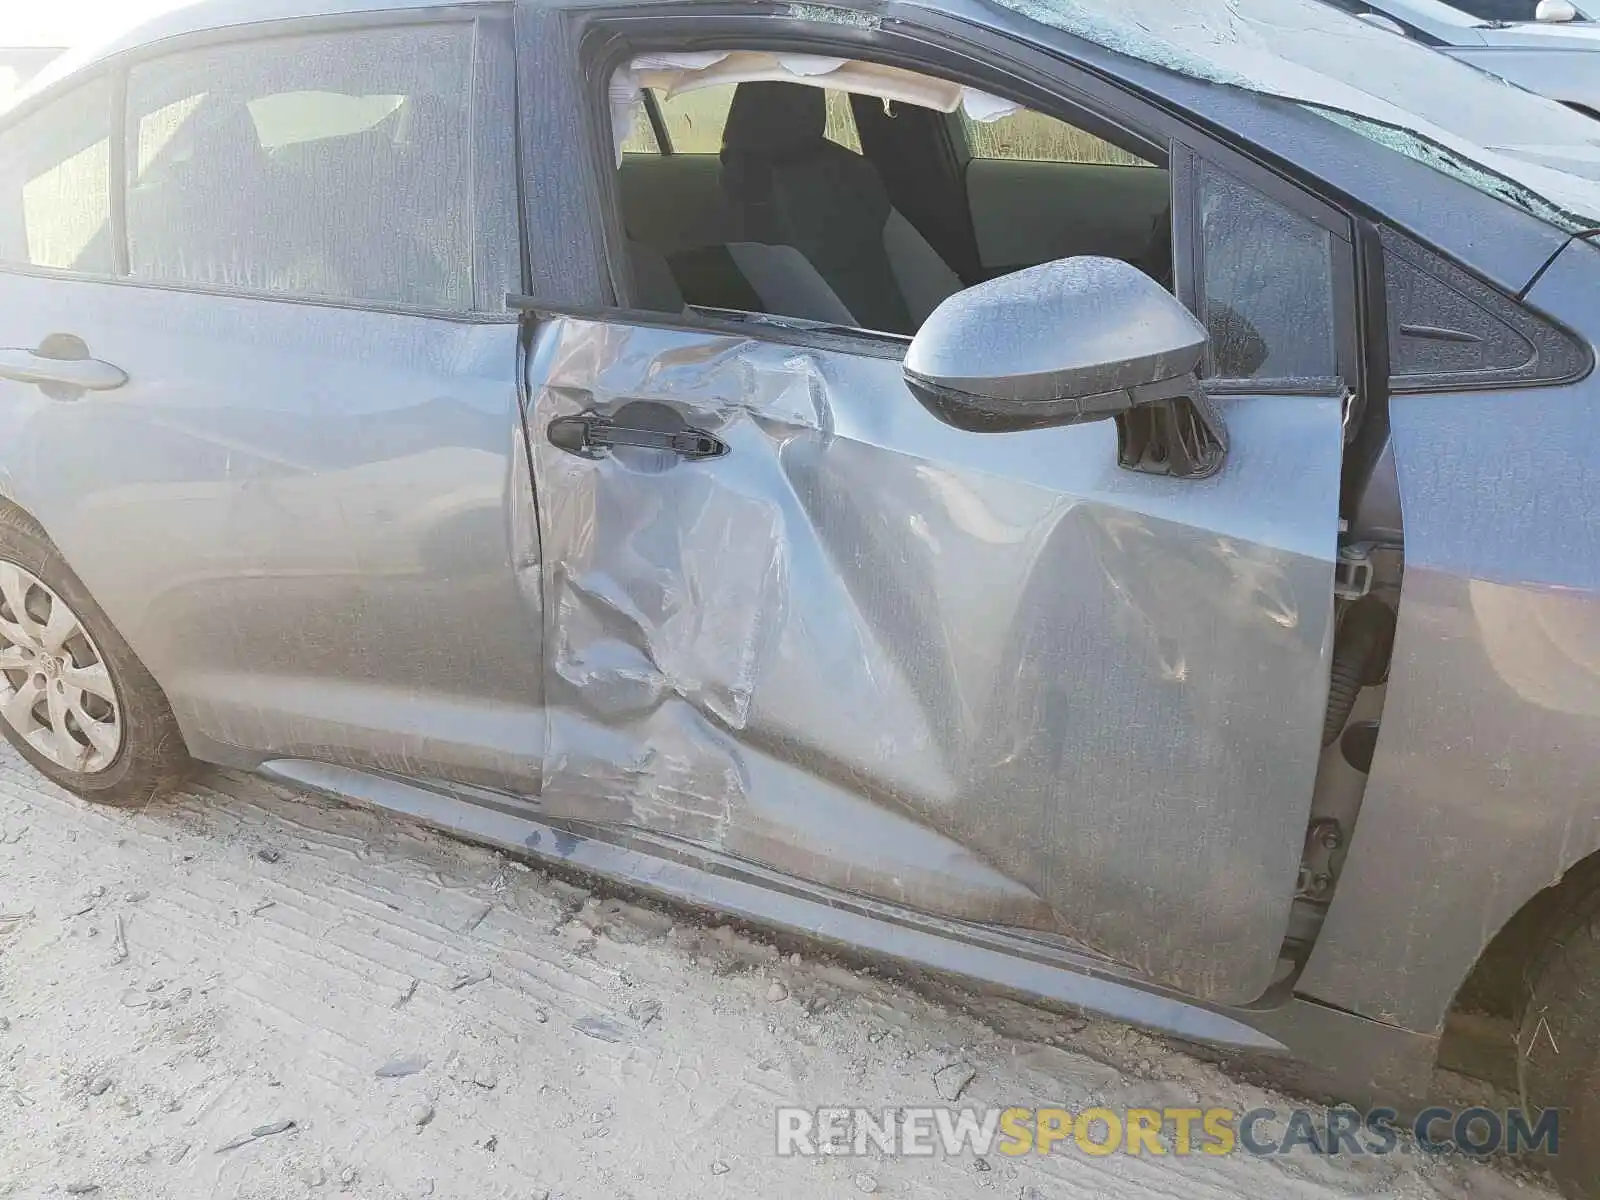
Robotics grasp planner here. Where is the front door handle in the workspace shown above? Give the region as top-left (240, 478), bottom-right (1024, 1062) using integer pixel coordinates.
top-left (0, 334), bottom-right (128, 400)
top-left (548, 405), bottom-right (728, 462)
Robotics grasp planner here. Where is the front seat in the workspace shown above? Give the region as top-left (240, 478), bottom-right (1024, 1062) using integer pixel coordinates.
top-left (720, 81), bottom-right (962, 335)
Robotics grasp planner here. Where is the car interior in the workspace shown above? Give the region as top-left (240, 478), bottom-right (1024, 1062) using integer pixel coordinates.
top-left (611, 52), bottom-right (1174, 337)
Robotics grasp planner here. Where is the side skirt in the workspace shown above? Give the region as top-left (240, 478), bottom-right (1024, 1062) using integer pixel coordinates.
top-left (258, 758), bottom-right (1438, 1105)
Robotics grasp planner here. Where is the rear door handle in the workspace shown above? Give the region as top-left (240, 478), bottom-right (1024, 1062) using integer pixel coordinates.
top-left (548, 407), bottom-right (727, 461)
top-left (0, 334), bottom-right (127, 399)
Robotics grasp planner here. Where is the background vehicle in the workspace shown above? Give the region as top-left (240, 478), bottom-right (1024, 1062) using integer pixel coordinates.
top-left (1, 0), bottom-right (1598, 1192)
top-left (1320, 0), bottom-right (1600, 113)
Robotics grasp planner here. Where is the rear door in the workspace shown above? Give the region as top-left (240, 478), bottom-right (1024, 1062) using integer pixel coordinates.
top-left (0, 12), bottom-right (544, 791)
top-left (520, 18), bottom-right (1354, 1005)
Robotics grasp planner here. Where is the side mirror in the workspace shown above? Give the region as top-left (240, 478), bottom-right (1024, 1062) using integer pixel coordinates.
top-left (1535, 0), bottom-right (1578, 21)
top-left (903, 256), bottom-right (1227, 478)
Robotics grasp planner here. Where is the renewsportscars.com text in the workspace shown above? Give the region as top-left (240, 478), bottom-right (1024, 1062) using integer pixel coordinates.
top-left (774, 1105), bottom-right (1559, 1158)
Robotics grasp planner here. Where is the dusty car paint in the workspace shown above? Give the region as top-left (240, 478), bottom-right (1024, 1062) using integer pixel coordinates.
top-left (0, 272), bottom-right (545, 792)
top-left (524, 313), bottom-right (1342, 1004)
top-left (0, 0), bottom-right (1596, 1122)
top-left (1299, 234), bottom-right (1600, 1030)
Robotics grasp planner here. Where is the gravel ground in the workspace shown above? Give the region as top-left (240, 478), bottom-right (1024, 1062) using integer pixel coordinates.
top-left (0, 744), bottom-right (1559, 1200)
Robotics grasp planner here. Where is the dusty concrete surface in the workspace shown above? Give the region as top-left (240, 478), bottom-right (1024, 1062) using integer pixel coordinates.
top-left (0, 745), bottom-right (1557, 1199)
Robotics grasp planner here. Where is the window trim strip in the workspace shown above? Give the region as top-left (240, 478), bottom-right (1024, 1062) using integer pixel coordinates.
top-left (108, 67), bottom-right (129, 278)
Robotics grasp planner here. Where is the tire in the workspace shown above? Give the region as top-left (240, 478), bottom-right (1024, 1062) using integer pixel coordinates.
top-left (1517, 882), bottom-right (1600, 1198)
top-left (0, 505), bottom-right (190, 806)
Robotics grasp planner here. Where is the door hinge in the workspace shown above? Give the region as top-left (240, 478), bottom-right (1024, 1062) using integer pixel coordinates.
top-left (1296, 818), bottom-right (1345, 901)
top-left (1334, 541), bottom-right (1374, 600)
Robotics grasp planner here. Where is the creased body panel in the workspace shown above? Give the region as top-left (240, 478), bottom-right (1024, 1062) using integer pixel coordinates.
top-left (527, 315), bottom-right (1341, 1003)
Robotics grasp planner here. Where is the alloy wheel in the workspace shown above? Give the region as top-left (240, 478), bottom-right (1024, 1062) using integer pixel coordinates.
top-left (0, 560), bottom-right (122, 773)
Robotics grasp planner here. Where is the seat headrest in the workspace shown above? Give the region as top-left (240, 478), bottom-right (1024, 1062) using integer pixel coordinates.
top-left (721, 82), bottom-right (827, 156)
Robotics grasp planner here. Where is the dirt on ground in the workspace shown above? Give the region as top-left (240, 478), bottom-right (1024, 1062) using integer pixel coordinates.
top-left (0, 745), bottom-right (1559, 1199)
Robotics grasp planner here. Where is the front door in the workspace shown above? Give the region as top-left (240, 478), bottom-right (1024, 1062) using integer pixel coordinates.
top-left (525, 315), bottom-right (1343, 1004)
top-left (522, 28), bottom-right (1354, 1005)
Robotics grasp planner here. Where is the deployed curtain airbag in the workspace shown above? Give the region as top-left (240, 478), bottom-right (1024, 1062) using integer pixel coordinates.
top-left (610, 51), bottom-right (1020, 161)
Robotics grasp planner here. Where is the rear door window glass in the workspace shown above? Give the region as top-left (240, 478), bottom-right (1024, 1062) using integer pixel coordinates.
top-left (1197, 163), bottom-right (1338, 380)
top-left (126, 24), bottom-right (475, 310)
top-left (0, 78), bottom-right (113, 273)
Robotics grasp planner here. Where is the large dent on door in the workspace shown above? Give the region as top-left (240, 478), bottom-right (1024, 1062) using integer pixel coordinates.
top-left (541, 329), bottom-right (827, 738)
top-left (531, 318), bottom-right (1341, 1001)
top-left (529, 321), bottom-right (1034, 922)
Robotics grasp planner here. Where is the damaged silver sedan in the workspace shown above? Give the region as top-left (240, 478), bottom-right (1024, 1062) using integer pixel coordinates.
top-left (0, 0), bottom-right (1597, 1188)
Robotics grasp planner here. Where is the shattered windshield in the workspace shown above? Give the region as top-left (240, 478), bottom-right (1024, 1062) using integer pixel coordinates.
top-left (984, 0), bottom-right (1600, 231)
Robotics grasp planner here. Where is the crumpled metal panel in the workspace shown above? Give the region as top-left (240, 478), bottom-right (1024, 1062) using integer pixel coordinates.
top-left (527, 315), bottom-right (1342, 1003)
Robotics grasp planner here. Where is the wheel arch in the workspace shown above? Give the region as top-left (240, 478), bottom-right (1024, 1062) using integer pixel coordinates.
top-left (0, 488), bottom-right (196, 799)
top-left (0, 489), bottom-right (54, 545)
top-left (1435, 847), bottom-right (1600, 1092)
top-left (1451, 848), bottom-right (1600, 1023)
top-left (0, 489), bottom-right (166, 699)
